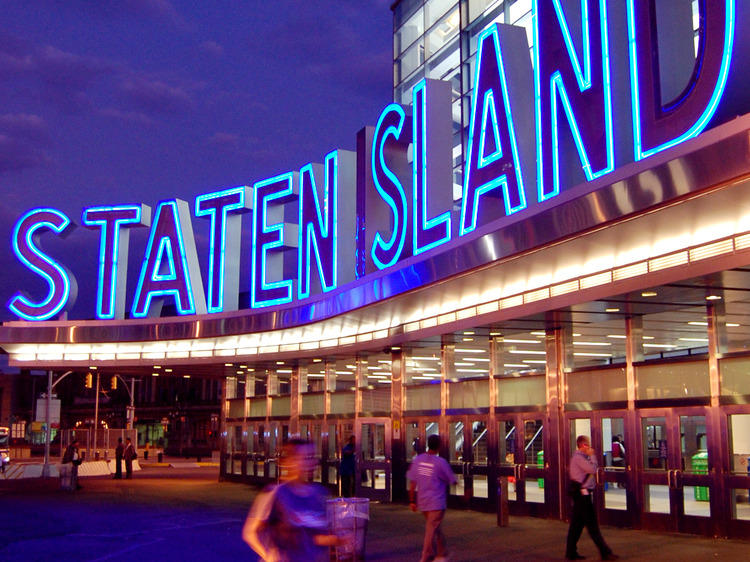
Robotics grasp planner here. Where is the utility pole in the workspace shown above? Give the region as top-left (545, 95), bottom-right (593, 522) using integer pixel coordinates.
top-left (42, 370), bottom-right (73, 478)
top-left (93, 371), bottom-right (100, 458)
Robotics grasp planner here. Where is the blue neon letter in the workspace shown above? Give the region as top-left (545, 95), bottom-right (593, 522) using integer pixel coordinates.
top-left (195, 187), bottom-right (251, 313)
top-left (251, 173), bottom-right (298, 308)
top-left (8, 208), bottom-right (77, 321)
top-left (533, 0), bottom-right (614, 201)
top-left (460, 25), bottom-right (528, 236)
top-left (82, 204), bottom-right (150, 319)
top-left (131, 199), bottom-right (206, 317)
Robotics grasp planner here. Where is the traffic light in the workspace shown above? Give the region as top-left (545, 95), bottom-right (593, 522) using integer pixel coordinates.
top-left (111, 375), bottom-right (117, 390)
top-left (85, 372), bottom-right (93, 388)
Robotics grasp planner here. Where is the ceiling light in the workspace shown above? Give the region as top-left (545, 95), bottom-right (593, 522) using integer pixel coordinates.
top-left (573, 352), bottom-right (613, 357)
top-left (641, 291), bottom-right (658, 297)
top-left (502, 339), bottom-right (540, 344)
top-left (183, 375), bottom-right (190, 379)
top-left (727, 323), bottom-right (740, 327)
top-left (522, 360), bottom-right (547, 364)
top-left (679, 338), bottom-right (709, 342)
top-left (643, 343), bottom-right (676, 348)
top-left (607, 335), bottom-right (626, 339)
top-left (464, 331), bottom-right (475, 335)
top-left (462, 337), bottom-right (474, 342)
top-left (508, 350), bottom-right (546, 355)
top-left (530, 331), bottom-right (546, 336)
top-left (573, 342), bottom-right (612, 346)
top-left (605, 308), bottom-right (620, 312)
top-left (224, 363), bottom-right (233, 367)
top-left (706, 295), bottom-right (722, 301)
top-left (463, 357), bottom-right (490, 362)
top-left (688, 321), bottom-right (708, 326)
top-left (153, 365), bottom-right (162, 369)
top-left (504, 364), bottom-right (528, 368)
top-left (165, 368), bottom-right (173, 372)
top-left (454, 348), bottom-right (486, 353)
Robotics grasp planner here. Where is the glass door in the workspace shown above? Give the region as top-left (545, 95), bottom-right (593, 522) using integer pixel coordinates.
top-left (357, 418), bottom-right (391, 502)
top-left (496, 414), bottom-right (548, 516)
top-left (445, 416), bottom-right (491, 508)
top-left (723, 407), bottom-right (750, 538)
top-left (567, 412), bottom-right (630, 527)
top-left (639, 408), bottom-right (714, 534)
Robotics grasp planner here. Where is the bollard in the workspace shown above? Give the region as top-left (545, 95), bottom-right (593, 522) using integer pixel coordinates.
top-left (497, 476), bottom-right (509, 527)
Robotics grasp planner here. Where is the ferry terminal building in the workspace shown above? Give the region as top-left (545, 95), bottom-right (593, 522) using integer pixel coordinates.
top-left (3, 0), bottom-right (750, 538)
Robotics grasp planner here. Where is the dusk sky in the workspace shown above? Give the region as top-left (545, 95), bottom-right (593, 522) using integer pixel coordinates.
top-left (0, 1), bottom-right (394, 321)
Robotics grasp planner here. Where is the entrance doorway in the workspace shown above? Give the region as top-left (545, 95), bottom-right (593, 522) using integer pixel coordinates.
top-left (638, 408), bottom-right (713, 535)
top-left (496, 414), bottom-right (548, 516)
top-left (357, 418), bottom-right (391, 502)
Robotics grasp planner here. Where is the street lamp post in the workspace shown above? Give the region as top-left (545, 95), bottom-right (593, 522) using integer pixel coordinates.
top-left (42, 370), bottom-right (73, 478)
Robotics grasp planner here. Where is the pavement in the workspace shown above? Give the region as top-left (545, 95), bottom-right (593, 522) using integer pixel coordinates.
top-left (0, 467), bottom-right (748, 561)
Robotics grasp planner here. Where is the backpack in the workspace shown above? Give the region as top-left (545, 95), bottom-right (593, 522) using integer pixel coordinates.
top-left (612, 442), bottom-right (622, 458)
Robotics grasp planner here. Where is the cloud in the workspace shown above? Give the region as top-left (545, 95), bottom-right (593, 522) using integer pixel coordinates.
top-left (0, 114), bottom-right (53, 173)
top-left (0, 133), bottom-right (52, 173)
top-left (0, 114), bottom-right (51, 145)
top-left (120, 76), bottom-right (194, 115)
top-left (206, 132), bottom-right (240, 148)
top-left (199, 41), bottom-right (224, 57)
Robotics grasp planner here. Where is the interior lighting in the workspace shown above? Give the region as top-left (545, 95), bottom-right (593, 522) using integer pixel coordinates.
top-left (688, 321), bottom-right (708, 326)
top-left (679, 338), bottom-right (709, 342)
top-left (307, 374), bottom-right (325, 378)
top-left (643, 343), bottom-right (676, 348)
top-left (412, 356), bottom-right (441, 361)
top-left (392, 346), bottom-right (401, 351)
top-left (89, 366), bottom-right (98, 370)
top-left (523, 360), bottom-right (547, 364)
top-left (464, 331), bottom-right (475, 335)
top-left (605, 308), bottom-right (620, 312)
top-left (573, 352), bottom-right (613, 357)
top-left (607, 335), bottom-right (626, 339)
top-left (236, 370), bottom-right (244, 375)
top-left (165, 368), bottom-right (173, 372)
top-left (276, 361), bottom-right (285, 365)
top-left (277, 369), bottom-right (293, 374)
top-left (643, 336), bottom-right (654, 340)
top-left (455, 362), bottom-right (474, 366)
top-left (706, 295), bottom-right (722, 300)
top-left (489, 331), bottom-right (502, 336)
top-left (154, 365), bottom-right (162, 369)
top-left (509, 349), bottom-right (546, 355)
top-left (456, 368), bottom-right (487, 373)
top-left (455, 348), bottom-right (486, 353)
top-left (504, 364), bottom-right (528, 368)
top-left (728, 323), bottom-right (740, 327)
top-left (573, 342), bottom-right (612, 346)
top-left (530, 331), bottom-right (546, 336)
top-left (152, 373), bottom-right (160, 377)
top-left (183, 375), bottom-right (190, 379)
top-left (502, 338), bottom-right (540, 344)
top-left (462, 337), bottom-right (474, 342)
top-left (463, 357), bottom-right (490, 362)
top-left (641, 291), bottom-right (658, 297)
top-left (224, 363), bottom-right (233, 367)
top-left (313, 358), bottom-right (322, 362)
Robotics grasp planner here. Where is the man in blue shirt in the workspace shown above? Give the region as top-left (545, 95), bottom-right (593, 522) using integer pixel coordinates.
top-left (407, 433), bottom-right (457, 562)
top-left (566, 435), bottom-right (618, 561)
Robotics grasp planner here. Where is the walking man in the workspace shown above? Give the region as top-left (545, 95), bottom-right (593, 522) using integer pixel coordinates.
top-left (123, 437), bottom-right (136, 479)
top-left (566, 435), bottom-right (618, 560)
top-left (407, 433), bottom-right (457, 562)
top-left (113, 437), bottom-right (124, 479)
top-left (340, 435), bottom-right (356, 497)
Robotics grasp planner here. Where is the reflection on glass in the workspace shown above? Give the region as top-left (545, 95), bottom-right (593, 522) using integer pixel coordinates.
top-left (683, 486), bottom-right (710, 517)
top-left (450, 421), bottom-right (464, 462)
top-left (603, 418), bottom-right (626, 470)
top-left (729, 414), bottom-right (750, 475)
top-left (406, 422), bottom-right (421, 461)
top-left (645, 484), bottom-right (670, 514)
top-left (732, 489), bottom-right (750, 520)
top-left (603, 485), bottom-right (627, 510)
top-left (473, 474), bottom-right (488, 499)
top-left (498, 420), bottom-right (516, 465)
top-left (569, 418), bottom-right (591, 456)
top-left (680, 415), bottom-right (707, 473)
top-left (525, 477), bottom-right (545, 503)
top-left (524, 419), bottom-right (543, 467)
top-left (472, 420), bottom-right (488, 464)
top-left (643, 417), bottom-right (667, 470)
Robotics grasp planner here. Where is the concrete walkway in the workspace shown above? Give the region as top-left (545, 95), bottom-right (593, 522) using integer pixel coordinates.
top-left (0, 468), bottom-right (747, 561)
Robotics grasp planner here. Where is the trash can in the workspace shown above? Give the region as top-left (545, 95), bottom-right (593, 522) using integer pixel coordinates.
top-left (537, 450), bottom-right (544, 488)
top-left (497, 476), bottom-right (509, 527)
top-left (59, 463), bottom-right (74, 491)
top-left (327, 497), bottom-right (369, 561)
top-left (691, 451), bottom-right (709, 501)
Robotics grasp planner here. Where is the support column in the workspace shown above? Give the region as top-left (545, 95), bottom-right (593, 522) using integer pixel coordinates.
top-left (545, 318), bottom-right (572, 520)
top-left (290, 364), bottom-right (305, 437)
top-left (707, 299), bottom-right (728, 536)
top-left (440, 335), bottom-right (455, 453)
top-left (391, 347), bottom-right (406, 501)
top-left (624, 315), bottom-right (643, 524)
top-left (219, 377), bottom-right (229, 480)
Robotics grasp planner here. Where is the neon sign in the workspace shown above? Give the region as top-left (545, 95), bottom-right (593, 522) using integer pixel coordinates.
top-left (8, 1), bottom-right (749, 320)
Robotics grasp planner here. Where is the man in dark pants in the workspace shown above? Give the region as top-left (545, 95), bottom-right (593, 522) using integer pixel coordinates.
top-left (123, 437), bottom-right (136, 479)
top-left (113, 437), bottom-right (124, 479)
top-left (566, 435), bottom-right (618, 561)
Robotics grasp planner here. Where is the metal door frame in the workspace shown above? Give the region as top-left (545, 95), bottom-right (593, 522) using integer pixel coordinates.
top-left (356, 417), bottom-right (392, 502)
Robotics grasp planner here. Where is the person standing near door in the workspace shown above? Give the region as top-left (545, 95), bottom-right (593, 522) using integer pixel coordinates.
top-left (123, 437), bottom-right (136, 479)
top-left (566, 435), bottom-right (618, 561)
top-left (407, 433), bottom-right (457, 562)
top-left (340, 435), bottom-right (356, 497)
